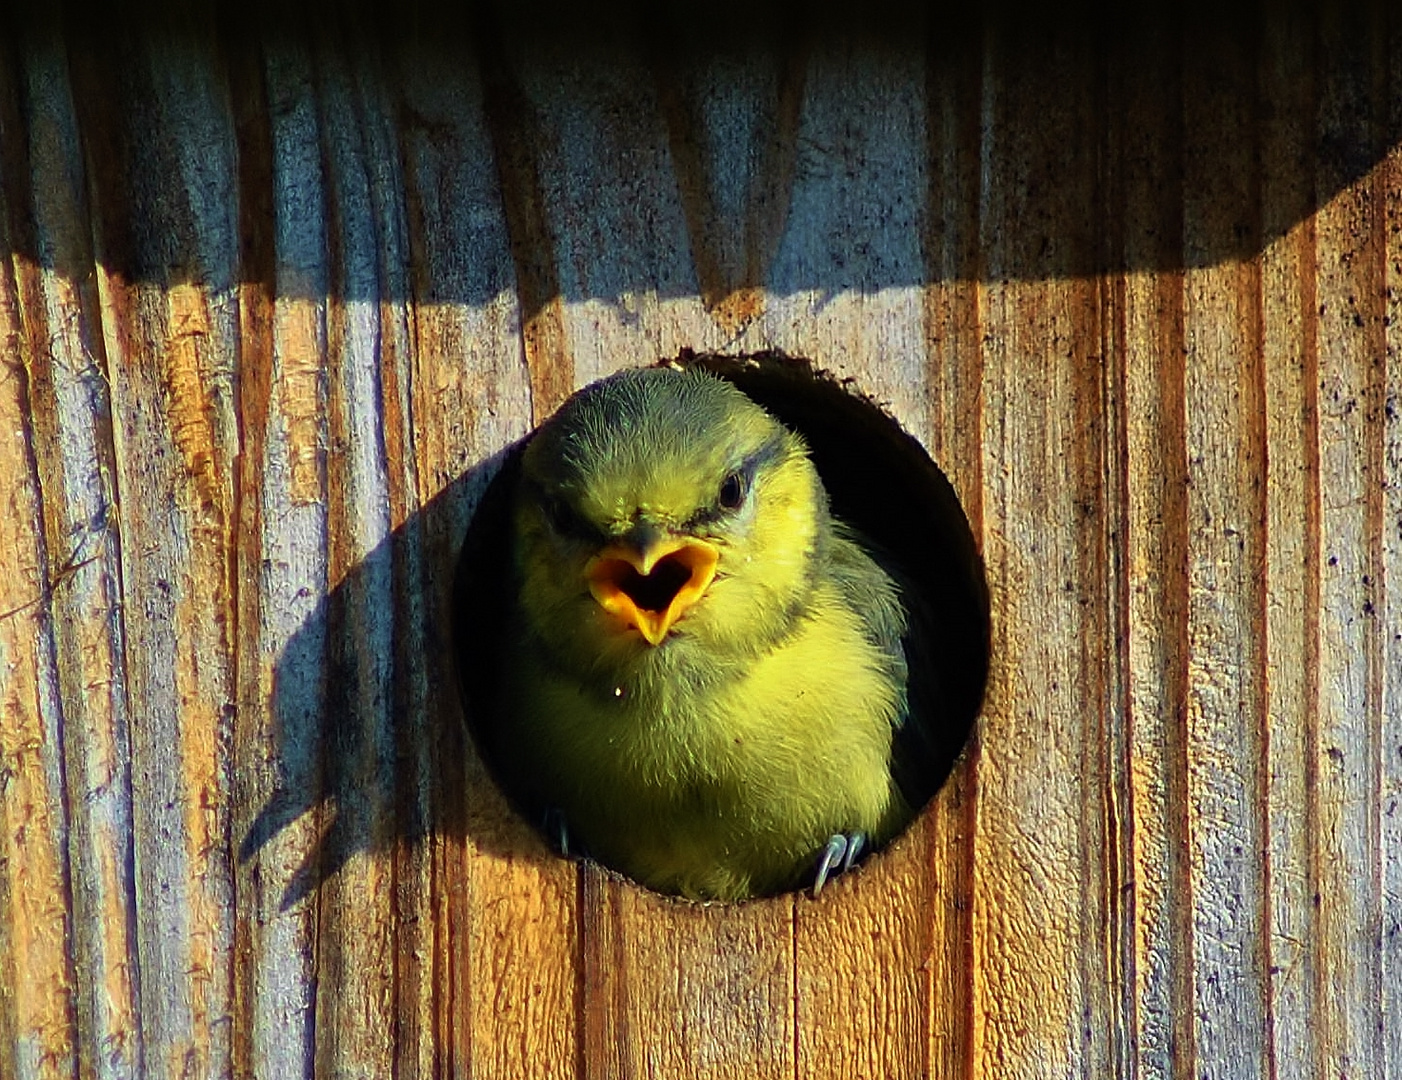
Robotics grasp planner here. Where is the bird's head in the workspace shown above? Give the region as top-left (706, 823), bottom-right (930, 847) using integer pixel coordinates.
top-left (512, 366), bottom-right (828, 683)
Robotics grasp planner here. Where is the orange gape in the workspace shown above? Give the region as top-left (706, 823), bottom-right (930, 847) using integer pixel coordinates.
top-left (585, 536), bottom-right (719, 645)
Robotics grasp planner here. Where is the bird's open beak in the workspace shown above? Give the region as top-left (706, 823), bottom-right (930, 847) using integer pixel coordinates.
top-left (585, 535), bottom-right (719, 646)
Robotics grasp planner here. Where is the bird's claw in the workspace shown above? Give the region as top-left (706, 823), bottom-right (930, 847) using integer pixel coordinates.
top-left (812, 831), bottom-right (866, 896)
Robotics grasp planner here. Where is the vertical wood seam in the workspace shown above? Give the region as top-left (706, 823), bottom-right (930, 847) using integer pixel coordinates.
top-left (1241, 21), bottom-right (1273, 1076)
top-left (1164, 19), bottom-right (1196, 1075)
top-left (1300, 208), bottom-right (1324, 1080)
top-left (789, 900), bottom-right (799, 1080)
top-left (227, 22), bottom-right (286, 1080)
top-left (34, 22), bottom-right (130, 1070)
top-left (960, 39), bottom-right (985, 1080)
top-left (1088, 24), bottom-right (1134, 1076)
top-left (1300, 9), bottom-right (1326, 1075)
top-left (0, 253), bottom-right (82, 1079)
top-left (1104, 21), bottom-right (1143, 1073)
top-left (1103, 196), bottom-right (1137, 1080)
top-left (1365, 14), bottom-right (1390, 1067)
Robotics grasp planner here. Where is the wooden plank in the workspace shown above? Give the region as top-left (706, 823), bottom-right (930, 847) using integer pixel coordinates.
top-left (4, 27), bottom-right (134, 1080)
top-left (0, 206), bottom-right (80, 1080)
top-left (1381, 35), bottom-right (1402, 1076)
top-left (1309, 6), bottom-right (1388, 1075)
top-left (1114, 13), bottom-right (1190, 1080)
top-left (360, 59), bottom-right (442, 1080)
top-left (1382, 18), bottom-right (1402, 1078)
top-left (303, 29), bottom-right (419, 1079)
top-left (647, 22), bottom-right (805, 336)
top-left (736, 37), bottom-right (931, 421)
top-left (969, 19), bottom-right (1120, 1079)
top-left (1258, 7), bottom-right (1320, 1080)
top-left (71, 22), bottom-right (247, 1076)
top-left (496, 29), bottom-right (801, 1079)
top-left (476, 5), bottom-right (577, 416)
top-left (1181, 14), bottom-right (1270, 1078)
top-left (919, 19), bottom-right (984, 1075)
top-left (230, 37), bottom-right (333, 1080)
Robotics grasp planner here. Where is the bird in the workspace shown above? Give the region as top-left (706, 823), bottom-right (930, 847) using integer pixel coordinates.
top-left (480, 364), bottom-right (924, 901)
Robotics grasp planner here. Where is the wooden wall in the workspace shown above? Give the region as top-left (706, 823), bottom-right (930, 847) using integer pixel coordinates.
top-left (1, 2), bottom-right (1398, 1077)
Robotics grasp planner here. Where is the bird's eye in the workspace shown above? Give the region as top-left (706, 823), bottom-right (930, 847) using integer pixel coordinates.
top-left (717, 471), bottom-right (746, 512)
top-left (543, 496), bottom-right (587, 538)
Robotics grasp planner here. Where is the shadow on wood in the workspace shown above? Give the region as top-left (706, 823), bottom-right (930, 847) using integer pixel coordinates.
top-left (238, 448), bottom-right (559, 907)
top-left (2, 0), bottom-right (1393, 309)
top-left (243, 351), bottom-right (991, 908)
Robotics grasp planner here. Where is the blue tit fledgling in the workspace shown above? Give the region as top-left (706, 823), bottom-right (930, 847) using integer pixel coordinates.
top-left (487, 365), bottom-right (924, 901)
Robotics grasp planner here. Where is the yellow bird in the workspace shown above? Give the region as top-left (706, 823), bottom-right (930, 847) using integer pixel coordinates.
top-left (484, 365), bottom-right (923, 901)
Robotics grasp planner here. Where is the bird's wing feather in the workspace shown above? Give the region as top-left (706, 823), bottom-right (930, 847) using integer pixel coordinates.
top-left (827, 519), bottom-right (951, 813)
top-left (826, 520), bottom-right (908, 710)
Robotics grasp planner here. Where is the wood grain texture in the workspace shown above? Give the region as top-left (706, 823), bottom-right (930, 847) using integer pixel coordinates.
top-left (1, 3), bottom-right (1399, 1078)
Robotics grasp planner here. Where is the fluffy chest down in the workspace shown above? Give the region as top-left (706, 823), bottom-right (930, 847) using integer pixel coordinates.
top-left (505, 584), bottom-right (905, 900)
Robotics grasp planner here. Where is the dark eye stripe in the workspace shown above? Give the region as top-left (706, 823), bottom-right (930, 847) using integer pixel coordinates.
top-left (687, 433), bottom-right (788, 528)
top-left (527, 481), bottom-right (605, 543)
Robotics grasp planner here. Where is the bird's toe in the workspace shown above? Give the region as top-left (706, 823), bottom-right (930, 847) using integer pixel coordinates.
top-left (812, 831), bottom-right (867, 896)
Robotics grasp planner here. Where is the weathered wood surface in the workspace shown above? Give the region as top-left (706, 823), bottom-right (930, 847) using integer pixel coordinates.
top-left (1, 3), bottom-right (1399, 1078)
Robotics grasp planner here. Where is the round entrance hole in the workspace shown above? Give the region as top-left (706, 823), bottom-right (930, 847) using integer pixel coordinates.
top-left (454, 351), bottom-right (989, 900)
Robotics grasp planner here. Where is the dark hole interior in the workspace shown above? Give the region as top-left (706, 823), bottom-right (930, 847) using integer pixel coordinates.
top-left (454, 351), bottom-right (990, 895)
top-left (617, 555), bottom-right (692, 613)
top-left (679, 352), bottom-right (989, 814)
